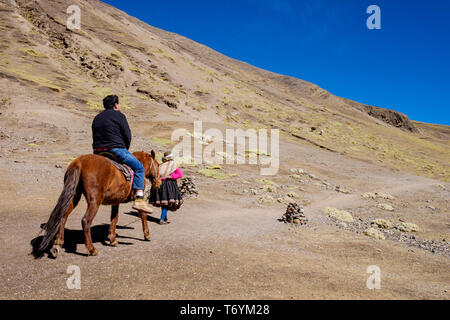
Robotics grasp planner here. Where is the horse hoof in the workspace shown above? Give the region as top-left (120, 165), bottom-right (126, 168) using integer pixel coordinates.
top-left (88, 248), bottom-right (98, 256)
top-left (144, 234), bottom-right (151, 241)
top-left (49, 246), bottom-right (60, 259)
top-left (110, 239), bottom-right (118, 247)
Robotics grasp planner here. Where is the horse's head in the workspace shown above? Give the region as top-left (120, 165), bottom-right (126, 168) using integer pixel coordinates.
top-left (133, 150), bottom-right (162, 188)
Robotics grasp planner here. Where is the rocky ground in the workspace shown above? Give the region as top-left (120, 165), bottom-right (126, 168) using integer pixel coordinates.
top-left (0, 0), bottom-right (449, 300)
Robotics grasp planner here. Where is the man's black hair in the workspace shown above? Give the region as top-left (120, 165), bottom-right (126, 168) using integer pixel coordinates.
top-left (103, 95), bottom-right (119, 110)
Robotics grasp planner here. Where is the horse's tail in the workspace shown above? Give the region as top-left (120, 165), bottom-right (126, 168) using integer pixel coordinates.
top-left (35, 162), bottom-right (81, 256)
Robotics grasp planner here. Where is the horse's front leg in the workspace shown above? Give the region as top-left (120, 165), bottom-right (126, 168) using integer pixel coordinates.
top-left (108, 205), bottom-right (119, 246)
top-left (138, 210), bottom-right (151, 241)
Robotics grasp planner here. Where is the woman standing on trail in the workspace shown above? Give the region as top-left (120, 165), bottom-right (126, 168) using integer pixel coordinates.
top-left (149, 151), bottom-right (183, 224)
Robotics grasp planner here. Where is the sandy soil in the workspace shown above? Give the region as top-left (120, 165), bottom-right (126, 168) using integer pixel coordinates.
top-left (0, 0), bottom-right (448, 300)
top-left (0, 94), bottom-right (449, 299)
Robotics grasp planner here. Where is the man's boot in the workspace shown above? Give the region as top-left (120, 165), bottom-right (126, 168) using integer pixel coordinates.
top-left (132, 198), bottom-right (153, 214)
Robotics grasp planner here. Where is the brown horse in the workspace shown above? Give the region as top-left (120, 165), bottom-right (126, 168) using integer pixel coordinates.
top-left (34, 150), bottom-right (161, 258)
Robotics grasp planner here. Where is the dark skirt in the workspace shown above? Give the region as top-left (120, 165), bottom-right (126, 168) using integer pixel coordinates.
top-left (148, 179), bottom-right (183, 211)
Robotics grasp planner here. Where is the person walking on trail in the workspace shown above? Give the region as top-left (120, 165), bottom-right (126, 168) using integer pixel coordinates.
top-left (91, 94), bottom-right (153, 214)
top-left (149, 151), bottom-right (184, 224)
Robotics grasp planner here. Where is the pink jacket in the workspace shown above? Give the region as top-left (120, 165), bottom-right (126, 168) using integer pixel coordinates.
top-left (162, 168), bottom-right (183, 180)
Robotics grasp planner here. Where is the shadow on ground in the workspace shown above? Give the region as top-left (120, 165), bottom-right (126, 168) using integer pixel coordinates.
top-left (30, 222), bottom-right (152, 258)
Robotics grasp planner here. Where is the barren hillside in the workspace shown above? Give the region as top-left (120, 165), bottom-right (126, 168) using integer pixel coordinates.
top-left (0, 0), bottom-right (448, 300)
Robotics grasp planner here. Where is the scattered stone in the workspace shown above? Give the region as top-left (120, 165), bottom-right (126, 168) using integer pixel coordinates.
top-left (289, 174), bottom-right (301, 179)
top-left (396, 222), bottom-right (421, 233)
top-left (287, 192), bottom-right (297, 198)
top-left (179, 177), bottom-right (198, 198)
top-left (280, 203), bottom-right (307, 225)
top-left (425, 205), bottom-right (436, 210)
top-left (250, 189), bottom-right (258, 195)
top-left (364, 228), bottom-right (386, 240)
top-left (362, 192), bottom-right (395, 200)
top-left (377, 193), bottom-right (395, 200)
top-left (277, 196), bottom-right (292, 204)
top-left (290, 168), bottom-right (305, 175)
top-left (323, 207), bottom-right (354, 223)
top-left (376, 203), bottom-right (394, 211)
top-left (260, 194), bottom-right (274, 204)
top-left (335, 185), bottom-right (351, 194)
top-left (371, 218), bottom-right (393, 230)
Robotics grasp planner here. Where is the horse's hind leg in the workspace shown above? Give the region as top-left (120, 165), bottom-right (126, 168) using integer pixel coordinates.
top-left (50, 191), bottom-right (81, 258)
top-left (108, 205), bottom-right (119, 246)
top-left (82, 200), bottom-right (101, 256)
top-left (138, 210), bottom-right (151, 241)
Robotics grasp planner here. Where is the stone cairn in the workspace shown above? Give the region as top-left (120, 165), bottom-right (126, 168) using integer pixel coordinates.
top-left (179, 177), bottom-right (199, 198)
top-left (281, 203), bottom-right (307, 225)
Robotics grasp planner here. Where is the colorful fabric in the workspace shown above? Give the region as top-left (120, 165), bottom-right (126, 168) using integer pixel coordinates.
top-left (159, 159), bottom-right (177, 179)
top-left (148, 179), bottom-right (183, 211)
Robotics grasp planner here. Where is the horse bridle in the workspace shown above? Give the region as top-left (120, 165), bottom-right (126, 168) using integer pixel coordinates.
top-left (147, 157), bottom-right (160, 185)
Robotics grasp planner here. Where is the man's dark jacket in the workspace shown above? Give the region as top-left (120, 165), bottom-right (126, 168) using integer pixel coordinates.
top-left (92, 109), bottom-right (132, 150)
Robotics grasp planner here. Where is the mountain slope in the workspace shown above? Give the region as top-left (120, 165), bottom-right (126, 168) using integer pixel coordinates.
top-left (0, 0), bottom-right (448, 181)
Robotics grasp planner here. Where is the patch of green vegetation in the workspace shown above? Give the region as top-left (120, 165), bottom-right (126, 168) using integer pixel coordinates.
top-left (198, 169), bottom-right (228, 180)
top-left (86, 100), bottom-right (102, 111)
top-left (93, 87), bottom-right (113, 98)
top-left (42, 85), bottom-right (62, 93)
top-left (7, 68), bottom-right (62, 91)
top-left (119, 95), bottom-right (132, 110)
top-left (110, 51), bottom-right (122, 59)
top-left (193, 103), bottom-right (208, 112)
top-left (246, 149), bottom-right (271, 156)
top-left (1, 97), bottom-right (9, 103)
top-left (129, 66), bottom-right (144, 74)
top-left (162, 53), bottom-right (176, 63)
top-left (256, 178), bottom-right (275, 185)
top-left (206, 164), bottom-right (222, 170)
top-left (20, 48), bottom-right (47, 58)
top-left (151, 137), bottom-right (172, 147)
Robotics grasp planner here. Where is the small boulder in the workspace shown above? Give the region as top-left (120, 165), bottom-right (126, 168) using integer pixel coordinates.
top-left (335, 186), bottom-right (351, 194)
top-left (362, 192), bottom-right (395, 200)
top-left (395, 222), bottom-right (421, 233)
top-left (376, 203), bottom-right (394, 212)
top-left (378, 193), bottom-right (395, 200)
top-left (290, 168), bottom-right (305, 175)
top-left (277, 196), bottom-right (292, 204)
top-left (364, 228), bottom-right (386, 240)
top-left (260, 194), bottom-right (275, 204)
top-left (371, 218), bottom-right (393, 230)
top-left (323, 207), bottom-right (354, 223)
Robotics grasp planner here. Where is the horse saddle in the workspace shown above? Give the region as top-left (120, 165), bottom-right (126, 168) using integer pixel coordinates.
top-left (97, 152), bottom-right (134, 182)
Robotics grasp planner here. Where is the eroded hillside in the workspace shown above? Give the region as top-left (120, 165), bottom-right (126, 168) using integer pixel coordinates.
top-left (0, 0), bottom-right (448, 181)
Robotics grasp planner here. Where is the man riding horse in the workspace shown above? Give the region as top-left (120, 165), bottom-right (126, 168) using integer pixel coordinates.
top-left (92, 95), bottom-right (153, 214)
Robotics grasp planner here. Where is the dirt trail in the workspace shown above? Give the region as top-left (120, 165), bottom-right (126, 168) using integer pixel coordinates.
top-left (0, 145), bottom-right (449, 299)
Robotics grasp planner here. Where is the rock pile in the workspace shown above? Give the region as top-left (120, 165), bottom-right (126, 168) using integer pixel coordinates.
top-left (179, 177), bottom-right (199, 198)
top-left (281, 203), bottom-right (307, 225)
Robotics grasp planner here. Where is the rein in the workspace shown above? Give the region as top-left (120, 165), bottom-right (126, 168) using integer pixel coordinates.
top-left (147, 157), bottom-right (160, 187)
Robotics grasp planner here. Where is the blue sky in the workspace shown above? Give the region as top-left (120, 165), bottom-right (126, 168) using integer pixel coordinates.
top-left (103, 0), bottom-right (450, 125)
